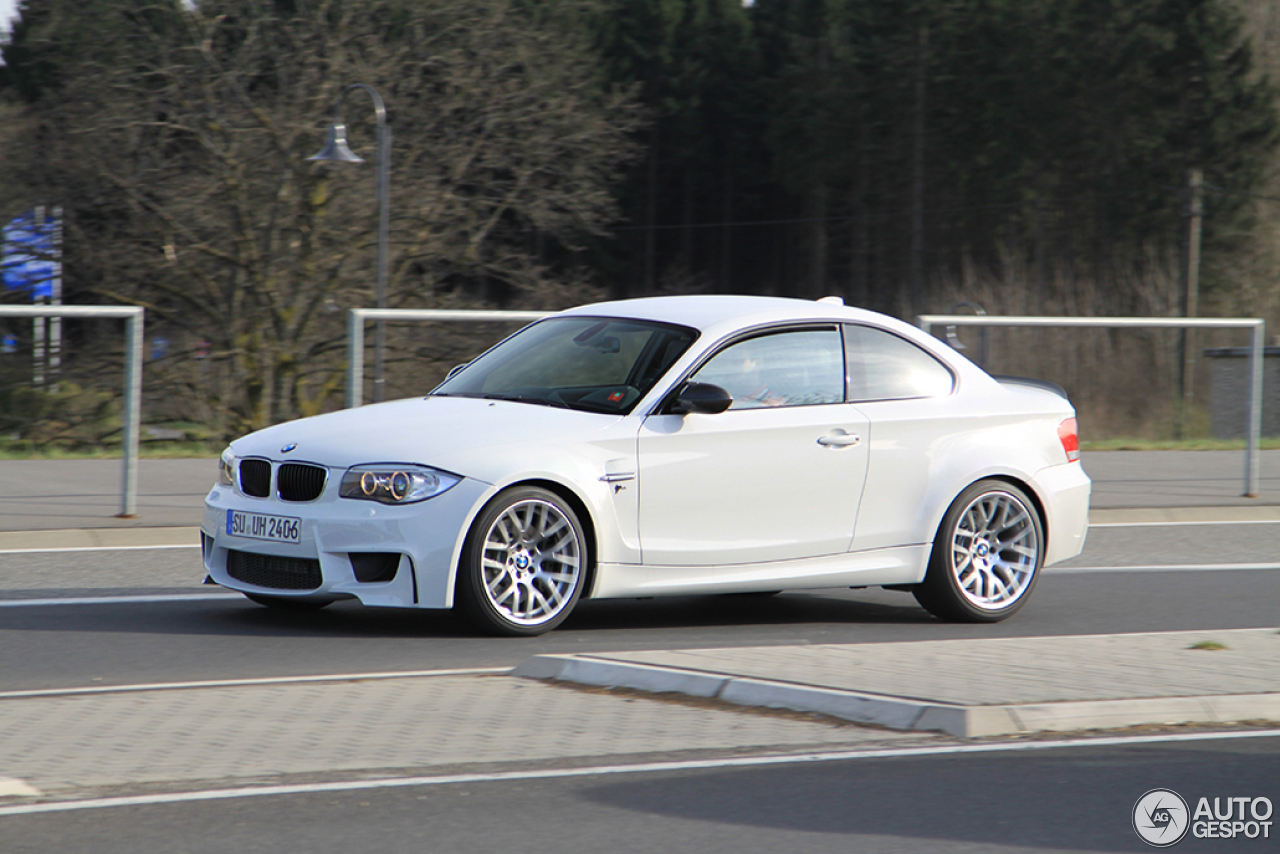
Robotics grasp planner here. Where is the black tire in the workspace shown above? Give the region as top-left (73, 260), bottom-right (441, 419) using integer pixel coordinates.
top-left (456, 486), bottom-right (588, 637)
top-left (913, 479), bottom-right (1044, 623)
top-left (244, 592), bottom-right (331, 611)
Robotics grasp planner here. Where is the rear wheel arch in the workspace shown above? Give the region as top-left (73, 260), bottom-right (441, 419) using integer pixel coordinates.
top-left (914, 476), bottom-right (1046, 622)
top-left (981, 474), bottom-right (1050, 554)
top-left (919, 473), bottom-right (1048, 567)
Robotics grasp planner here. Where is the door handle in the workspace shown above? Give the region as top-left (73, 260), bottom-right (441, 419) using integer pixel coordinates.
top-left (817, 431), bottom-right (861, 448)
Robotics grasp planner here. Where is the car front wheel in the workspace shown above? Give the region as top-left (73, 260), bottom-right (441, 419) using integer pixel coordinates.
top-left (913, 480), bottom-right (1043, 622)
top-left (457, 486), bottom-right (587, 636)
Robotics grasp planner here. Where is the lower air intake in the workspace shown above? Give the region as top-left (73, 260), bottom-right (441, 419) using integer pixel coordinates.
top-left (350, 552), bottom-right (401, 583)
top-left (227, 549), bottom-right (322, 590)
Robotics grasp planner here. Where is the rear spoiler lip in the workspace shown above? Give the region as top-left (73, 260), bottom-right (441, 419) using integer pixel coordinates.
top-left (991, 374), bottom-right (1070, 400)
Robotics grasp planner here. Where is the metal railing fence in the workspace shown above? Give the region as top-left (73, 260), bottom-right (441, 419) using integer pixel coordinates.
top-left (0, 305), bottom-right (145, 516)
top-left (343, 308), bottom-right (1266, 496)
top-left (917, 315), bottom-right (1266, 498)
top-left (346, 308), bottom-right (549, 408)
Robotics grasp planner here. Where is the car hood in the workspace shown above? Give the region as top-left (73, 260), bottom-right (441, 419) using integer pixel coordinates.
top-left (230, 396), bottom-right (628, 479)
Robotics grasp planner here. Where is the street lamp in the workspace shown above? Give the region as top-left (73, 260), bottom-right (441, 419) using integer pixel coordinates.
top-left (309, 84), bottom-right (391, 403)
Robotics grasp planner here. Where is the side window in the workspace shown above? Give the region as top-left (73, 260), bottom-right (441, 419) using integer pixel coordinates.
top-left (693, 328), bottom-right (844, 410)
top-left (844, 324), bottom-right (954, 401)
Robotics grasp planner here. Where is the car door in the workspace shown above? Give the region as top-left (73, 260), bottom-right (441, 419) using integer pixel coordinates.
top-left (841, 322), bottom-right (959, 552)
top-left (636, 326), bottom-right (870, 566)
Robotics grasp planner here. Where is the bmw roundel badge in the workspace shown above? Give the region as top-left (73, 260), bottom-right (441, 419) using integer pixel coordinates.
top-left (281, 442), bottom-right (298, 454)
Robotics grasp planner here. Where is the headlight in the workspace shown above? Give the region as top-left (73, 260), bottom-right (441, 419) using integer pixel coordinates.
top-left (218, 447), bottom-right (236, 488)
top-left (340, 465), bottom-right (460, 505)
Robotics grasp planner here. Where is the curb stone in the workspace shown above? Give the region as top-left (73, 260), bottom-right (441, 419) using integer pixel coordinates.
top-left (513, 651), bottom-right (1280, 739)
top-left (0, 777), bottom-right (41, 798)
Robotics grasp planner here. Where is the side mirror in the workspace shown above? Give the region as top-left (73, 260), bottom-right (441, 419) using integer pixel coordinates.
top-left (445, 363), bottom-right (468, 380)
top-left (671, 382), bottom-right (733, 415)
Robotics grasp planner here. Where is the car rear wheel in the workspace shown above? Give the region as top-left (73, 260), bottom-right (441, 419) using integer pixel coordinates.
top-left (457, 486), bottom-right (587, 636)
top-left (913, 480), bottom-right (1043, 622)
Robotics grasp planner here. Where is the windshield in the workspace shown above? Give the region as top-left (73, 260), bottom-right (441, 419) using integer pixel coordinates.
top-left (432, 316), bottom-right (698, 414)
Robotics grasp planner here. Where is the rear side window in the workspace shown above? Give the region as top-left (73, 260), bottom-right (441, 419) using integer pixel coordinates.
top-left (693, 328), bottom-right (844, 409)
top-left (843, 324), bottom-right (954, 401)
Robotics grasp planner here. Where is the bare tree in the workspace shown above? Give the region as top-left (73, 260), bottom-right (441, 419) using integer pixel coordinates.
top-left (5, 0), bottom-right (639, 436)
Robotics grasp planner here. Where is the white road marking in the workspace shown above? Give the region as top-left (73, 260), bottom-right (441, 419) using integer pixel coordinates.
top-left (0, 668), bottom-right (511, 701)
top-left (1, 728), bottom-right (1277, 817)
top-left (0, 594), bottom-right (237, 608)
top-left (0, 544), bottom-right (199, 555)
top-left (2, 557), bottom-right (1278, 610)
top-left (1090, 519), bottom-right (1280, 528)
top-left (1047, 563), bottom-right (1280, 573)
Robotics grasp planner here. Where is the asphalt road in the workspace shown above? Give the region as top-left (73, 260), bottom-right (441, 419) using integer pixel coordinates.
top-left (3, 735), bottom-right (1276, 854)
top-left (0, 522), bottom-right (1277, 691)
top-left (1, 505), bottom-right (1277, 852)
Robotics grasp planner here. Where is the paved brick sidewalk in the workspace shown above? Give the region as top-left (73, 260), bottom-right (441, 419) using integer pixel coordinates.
top-left (0, 672), bottom-right (929, 797)
top-left (2, 630), bottom-right (1277, 800)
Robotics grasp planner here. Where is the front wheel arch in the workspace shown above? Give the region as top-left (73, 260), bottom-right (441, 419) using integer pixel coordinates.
top-left (455, 483), bottom-right (594, 636)
top-left (516, 479), bottom-right (598, 599)
top-left (448, 478), bottom-right (600, 609)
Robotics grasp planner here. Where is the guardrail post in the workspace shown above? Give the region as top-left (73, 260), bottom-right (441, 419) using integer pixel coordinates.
top-left (346, 309), bottom-right (365, 409)
top-left (1245, 321), bottom-right (1264, 497)
top-left (119, 309), bottom-right (144, 517)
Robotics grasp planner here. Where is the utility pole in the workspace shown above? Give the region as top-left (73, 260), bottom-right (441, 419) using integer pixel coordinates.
top-left (1178, 168), bottom-right (1203, 438)
top-left (908, 25), bottom-right (928, 315)
top-left (1034, 198), bottom-right (1046, 312)
top-left (50, 205), bottom-right (63, 394)
top-left (644, 130), bottom-right (659, 296)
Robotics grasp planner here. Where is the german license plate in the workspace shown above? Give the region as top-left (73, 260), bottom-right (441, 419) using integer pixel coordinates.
top-left (226, 509), bottom-right (301, 544)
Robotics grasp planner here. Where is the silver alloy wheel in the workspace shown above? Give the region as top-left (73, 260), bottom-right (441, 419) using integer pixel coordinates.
top-left (948, 490), bottom-right (1040, 610)
top-left (479, 498), bottom-right (583, 627)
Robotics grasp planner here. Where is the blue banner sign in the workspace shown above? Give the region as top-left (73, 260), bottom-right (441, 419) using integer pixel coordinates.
top-left (2, 210), bottom-right (57, 299)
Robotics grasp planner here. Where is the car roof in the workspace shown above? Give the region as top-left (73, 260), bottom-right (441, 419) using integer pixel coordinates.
top-left (557, 294), bottom-right (994, 393)
top-left (559, 294), bottom-right (906, 336)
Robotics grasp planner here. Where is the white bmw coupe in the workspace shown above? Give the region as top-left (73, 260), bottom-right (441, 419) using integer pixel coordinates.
top-left (203, 295), bottom-right (1090, 635)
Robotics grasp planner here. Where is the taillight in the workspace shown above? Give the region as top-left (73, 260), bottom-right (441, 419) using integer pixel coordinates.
top-left (1058, 418), bottom-right (1080, 462)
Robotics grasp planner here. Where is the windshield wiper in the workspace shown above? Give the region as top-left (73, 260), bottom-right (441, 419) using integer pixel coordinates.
top-left (435, 390), bottom-right (618, 414)
top-left (474, 392), bottom-right (571, 409)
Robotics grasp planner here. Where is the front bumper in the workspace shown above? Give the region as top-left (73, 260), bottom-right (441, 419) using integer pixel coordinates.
top-left (201, 476), bottom-right (490, 609)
